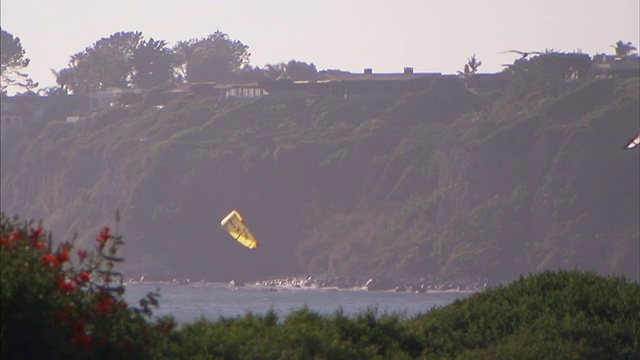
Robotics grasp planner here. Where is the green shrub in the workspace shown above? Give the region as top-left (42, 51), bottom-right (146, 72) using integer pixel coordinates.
top-left (411, 270), bottom-right (640, 359)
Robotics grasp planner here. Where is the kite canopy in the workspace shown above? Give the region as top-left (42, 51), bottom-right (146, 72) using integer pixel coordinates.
top-left (220, 210), bottom-right (259, 249)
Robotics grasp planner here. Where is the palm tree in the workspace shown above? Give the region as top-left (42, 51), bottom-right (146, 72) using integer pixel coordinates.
top-left (457, 54), bottom-right (482, 78)
top-left (612, 41), bottom-right (637, 59)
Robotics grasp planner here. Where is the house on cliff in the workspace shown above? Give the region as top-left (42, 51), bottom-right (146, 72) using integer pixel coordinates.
top-left (0, 93), bottom-right (52, 142)
top-left (175, 67), bottom-right (510, 101)
top-left (590, 54), bottom-right (640, 78)
top-left (184, 82), bottom-right (268, 100)
top-left (290, 67), bottom-right (446, 99)
top-left (87, 88), bottom-right (123, 111)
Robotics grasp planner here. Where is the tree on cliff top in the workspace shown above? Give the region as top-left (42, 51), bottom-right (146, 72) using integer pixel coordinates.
top-left (1, 28), bottom-right (37, 93)
top-left (612, 40), bottom-right (637, 59)
top-left (131, 38), bottom-right (175, 89)
top-left (56, 31), bottom-right (143, 93)
top-left (173, 30), bottom-right (250, 83)
top-left (55, 31), bottom-right (176, 94)
top-left (504, 50), bottom-right (592, 97)
top-left (457, 54), bottom-right (482, 79)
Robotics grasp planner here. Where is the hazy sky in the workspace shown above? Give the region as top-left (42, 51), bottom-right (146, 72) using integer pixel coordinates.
top-left (1, 0), bottom-right (638, 90)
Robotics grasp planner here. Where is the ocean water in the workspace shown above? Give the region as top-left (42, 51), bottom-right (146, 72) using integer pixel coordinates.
top-left (123, 282), bottom-right (473, 323)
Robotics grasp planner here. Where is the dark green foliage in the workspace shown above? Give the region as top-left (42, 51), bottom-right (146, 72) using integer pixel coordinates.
top-left (506, 52), bottom-right (592, 98)
top-left (59, 32), bottom-right (144, 93)
top-left (1, 28), bottom-right (37, 91)
top-left (410, 270), bottom-right (640, 359)
top-left (56, 29), bottom-right (249, 93)
top-left (544, 78), bottom-right (615, 119)
top-left (132, 38), bottom-right (175, 89)
top-left (169, 308), bottom-right (421, 359)
top-left (161, 270), bottom-right (640, 358)
top-left (174, 30), bottom-right (250, 83)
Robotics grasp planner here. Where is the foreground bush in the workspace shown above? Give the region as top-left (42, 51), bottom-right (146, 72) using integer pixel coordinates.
top-left (169, 308), bottom-right (422, 359)
top-left (0, 213), bottom-right (174, 359)
top-left (167, 269), bottom-right (639, 359)
top-left (410, 269), bottom-right (640, 359)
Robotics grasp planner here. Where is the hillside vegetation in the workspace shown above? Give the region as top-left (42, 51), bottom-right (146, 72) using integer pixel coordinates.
top-left (1, 74), bottom-right (638, 285)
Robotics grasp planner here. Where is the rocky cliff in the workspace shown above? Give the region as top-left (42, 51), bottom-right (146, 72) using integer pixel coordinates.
top-left (2, 76), bottom-right (638, 285)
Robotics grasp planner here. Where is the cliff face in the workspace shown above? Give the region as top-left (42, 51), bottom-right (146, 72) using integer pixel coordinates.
top-left (1, 77), bottom-right (638, 284)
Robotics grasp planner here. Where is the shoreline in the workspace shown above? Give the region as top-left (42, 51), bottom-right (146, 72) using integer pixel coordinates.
top-left (250, 275), bottom-right (488, 293)
top-left (127, 275), bottom-right (488, 293)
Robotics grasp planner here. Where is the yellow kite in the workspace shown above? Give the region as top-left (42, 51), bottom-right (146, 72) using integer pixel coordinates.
top-left (220, 210), bottom-right (259, 249)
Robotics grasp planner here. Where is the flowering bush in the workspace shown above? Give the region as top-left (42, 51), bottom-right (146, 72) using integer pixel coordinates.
top-left (0, 213), bottom-right (174, 359)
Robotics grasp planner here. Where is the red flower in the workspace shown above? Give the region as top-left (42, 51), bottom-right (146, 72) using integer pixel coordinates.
top-left (0, 236), bottom-right (13, 251)
top-left (57, 250), bottom-right (70, 263)
top-left (77, 248), bottom-right (88, 262)
top-left (1, 231), bottom-right (20, 251)
top-left (58, 276), bottom-right (76, 292)
top-left (69, 321), bottom-right (92, 349)
top-left (157, 320), bottom-right (175, 333)
top-left (30, 226), bottom-right (43, 239)
top-left (97, 296), bottom-right (115, 315)
top-left (76, 271), bottom-right (91, 283)
top-left (42, 253), bottom-right (59, 266)
top-left (96, 227), bottom-right (110, 250)
top-left (10, 231), bottom-right (21, 242)
top-left (34, 241), bottom-right (45, 250)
